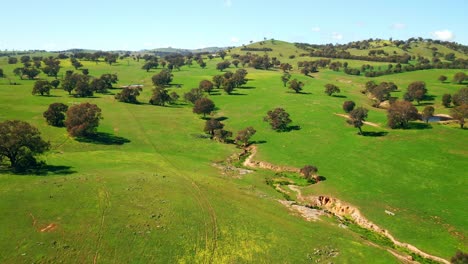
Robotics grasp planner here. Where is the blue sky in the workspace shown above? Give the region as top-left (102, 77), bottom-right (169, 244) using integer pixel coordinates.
top-left (1, 0), bottom-right (467, 51)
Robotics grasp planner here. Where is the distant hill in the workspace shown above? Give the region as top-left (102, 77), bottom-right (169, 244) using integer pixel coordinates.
top-left (145, 47), bottom-right (227, 56)
top-left (230, 38), bottom-right (468, 63)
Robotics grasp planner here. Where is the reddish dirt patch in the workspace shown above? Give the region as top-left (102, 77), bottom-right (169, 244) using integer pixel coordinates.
top-left (40, 223), bottom-right (57, 232)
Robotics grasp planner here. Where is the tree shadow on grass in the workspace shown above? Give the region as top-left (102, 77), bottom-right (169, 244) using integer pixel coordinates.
top-left (361, 131), bottom-right (388, 137)
top-left (238, 86), bottom-right (255, 89)
top-left (317, 175), bottom-right (327, 182)
top-left (332, 94), bottom-right (347, 98)
top-left (33, 165), bottom-right (76, 176)
top-left (278, 125), bottom-right (301, 132)
top-left (254, 140), bottom-right (267, 144)
top-left (76, 132), bottom-right (131, 145)
top-left (424, 95), bottom-right (436, 101)
top-left (229, 92), bottom-right (247, 96)
top-left (407, 122), bottom-right (432, 130)
top-left (0, 165), bottom-right (76, 176)
top-left (287, 91), bottom-right (311, 95)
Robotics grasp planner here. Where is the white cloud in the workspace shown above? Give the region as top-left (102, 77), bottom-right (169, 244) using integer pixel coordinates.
top-left (431, 30), bottom-right (455, 41)
top-left (331, 32), bottom-right (343, 40)
top-left (230, 37), bottom-right (239, 43)
top-left (311, 27), bottom-right (321, 32)
top-left (224, 0), bottom-right (232, 7)
top-left (391, 23), bottom-right (406, 30)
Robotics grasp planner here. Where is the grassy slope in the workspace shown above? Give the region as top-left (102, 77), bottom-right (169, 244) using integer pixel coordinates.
top-left (227, 41), bottom-right (467, 257)
top-left (0, 56), bottom-right (398, 263)
top-left (0, 40), bottom-right (467, 262)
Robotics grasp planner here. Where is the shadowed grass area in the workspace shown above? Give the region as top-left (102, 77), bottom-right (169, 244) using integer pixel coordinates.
top-left (75, 132), bottom-right (131, 145)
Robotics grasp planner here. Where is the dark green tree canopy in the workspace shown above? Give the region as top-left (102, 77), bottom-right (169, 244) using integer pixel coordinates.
top-left (348, 107), bottom-right (368, 135)
top-left (452, 88), bottom-right (468, 106)
top-left (32, 80), bottom-right (52, 96)
top-left (442, 94), bottom-right (452, 108)
top-left (451, 104), bottom-right (468, 129)
top-left (387, 101), bottom-right (419, 129)
top-left (152, 69), bottom-right (173, 87)
top-left (452, 72), bottom-right (467, 84)
top-left (404, 81), bottom-right (427, 104)
top-left (193, 98), bottom-right (215, 117)
top-left (204, 118), bottom-right (224, 137)
top-left (43, 103), bottom-right (69, 127)
top-left (184, 88), bottom-right (204, 104)
top-left (234, 127), bottom-right (256, 147)
top-left (421, 106), bottom-right (435, 123)
top-left (115, 86), bottom-right (142, 104)
top-left (324, 83), bottom-right (340, 96)
top-left (281, 73), bottom-right (291, 87)
top-left (289, 79), bottom-right (304, 93)
top-left (0, 120), bottom-right (50, 171)
top-left (342, 101), bottom-right (356, 113)
top-left (300, 165), bottom-right (318, 181)
top-left (264, 108), bottom-right (292, 131)
top-left (149, 86), bottom-right (171, 106)
top-left (199, 80), bottom-right (214, 94)
top-left (216, 60), bottom-right (231, 71)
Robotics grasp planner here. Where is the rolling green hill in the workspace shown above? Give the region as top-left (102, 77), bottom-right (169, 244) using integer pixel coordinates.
top-left (0, 40), bottom-right (467, 263)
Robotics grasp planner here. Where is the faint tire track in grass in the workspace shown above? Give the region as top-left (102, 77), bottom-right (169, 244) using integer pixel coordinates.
top-left (122, 103), bottom-right (218, 263)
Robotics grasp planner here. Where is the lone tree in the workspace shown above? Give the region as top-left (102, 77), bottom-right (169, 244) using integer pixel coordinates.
top-left (199, 80), bottom-right (214, 94)
top-left (348, 107), bottom-right (368, 135)
top-left (0, 120), bottom-right (50, 171)
top-left (234, 127), bottom-right (256, 147)
top-left (451, 104), bottom-right (468, 129)
top-left (300, 165), bottom-right (319, 182)
top-left (264, 108), bottom-right (292, 131)
top-left (421, 106), bottom-right (435, 123)
top-left (442, 94), bottom-right (452, 108)
top-left (65, 103), bottom-right (102, 137)
top-left (281, 73), bottom-right (291, 87)
top-left (115, 86), bottom-right (142, 104)
top-left (452, 88), bottom-right (468, 106)
top-left (288, 79), bottom-right (304, 93)
top-left (193, 98), bottom-right (215, 117)
top-left (204, 118), bottom-right (224, 137)
top-left (453, 72), bottom-right (467, 84)
top-left (387, 101), bottom-right (419, 129)
top-left (32, 80), bottom-right (52, 96)
top-left (152, 69), bottom-right (173, 87)
top-left (43, 103), bottom-right (69, 127)
top-left (404, 81), bottom-right (427, 104)
top-left (342, 101), bottom-right (356, 113)
top-left (438, 75), bottom-right (447, 83)
top-left (324, 84), bottom-right (340, 96)
top-left (149, 86), bottom-right (171, 106)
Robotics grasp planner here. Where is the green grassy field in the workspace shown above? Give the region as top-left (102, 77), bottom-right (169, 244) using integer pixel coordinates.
top-left (0, 41), bottom-right (466, 263)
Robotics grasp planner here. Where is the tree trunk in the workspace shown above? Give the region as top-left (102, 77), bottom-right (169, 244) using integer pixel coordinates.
top-left (357, 126), bottom-right (363, 135)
